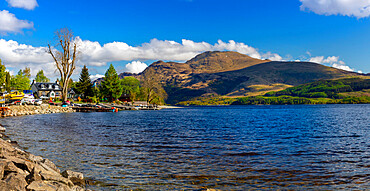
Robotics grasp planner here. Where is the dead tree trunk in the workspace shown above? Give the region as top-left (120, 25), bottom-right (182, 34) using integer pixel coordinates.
top-left (47, 28), bottom-right (78, 102)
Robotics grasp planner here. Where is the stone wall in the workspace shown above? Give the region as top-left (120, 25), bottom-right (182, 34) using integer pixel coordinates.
top-left (3, 105), bottom-right (74, 117)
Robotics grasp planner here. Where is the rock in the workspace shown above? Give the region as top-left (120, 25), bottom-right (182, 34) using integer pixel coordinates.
top-left (40, 171), bottom-right (73, 187)
top-left (1, 160), bottom-right (28, 176)
top-left (0, 180), bottom-right (17, 191)
top-left (0, 126), bottom-right (6, 132)
top-left (26, 166), bottom-right (42, 183)
top-left (42, 158), bottom-right (61, 173)
top-left (4, 172), bottom-right (28, 191)
top-left (27, 180), bottom-right (58, 191)
top-left (3, 156), bottom-right (34, 174)
top-left (62, 170), bottom-right (85, 186)
top-left (29, 154), bottom-right (44, 163)
top-left (71, 186), bottom-right (85, 191)
top-left (0, 161), bottom-right (5, 179)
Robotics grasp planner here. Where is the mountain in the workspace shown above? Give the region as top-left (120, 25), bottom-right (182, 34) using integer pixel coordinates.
top-left (117, 51), bottom-right (366, 104)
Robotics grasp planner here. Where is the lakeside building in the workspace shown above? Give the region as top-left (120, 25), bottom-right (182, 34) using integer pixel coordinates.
top-left (30, 81), bottom-right (62, 99)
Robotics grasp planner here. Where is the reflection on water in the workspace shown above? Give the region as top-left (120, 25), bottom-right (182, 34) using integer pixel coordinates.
top-left (1, 104), bottom-right (369, 190)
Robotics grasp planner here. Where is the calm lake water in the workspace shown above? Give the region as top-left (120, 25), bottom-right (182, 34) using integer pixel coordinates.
top-left (1, 105), bottom-right (369, 190)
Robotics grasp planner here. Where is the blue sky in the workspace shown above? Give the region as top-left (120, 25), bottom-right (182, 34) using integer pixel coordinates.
top-left (0, 0), bottom-right (369, 80)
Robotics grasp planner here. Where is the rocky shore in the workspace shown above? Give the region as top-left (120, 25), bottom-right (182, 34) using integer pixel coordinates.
top-left (3, 105), bottom-right (74, 117)
top-left (0, 106), bottom-right (87, 190)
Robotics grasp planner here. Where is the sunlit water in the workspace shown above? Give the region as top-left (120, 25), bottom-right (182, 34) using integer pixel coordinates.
top-left (1, 105), bottom-right (369, 190)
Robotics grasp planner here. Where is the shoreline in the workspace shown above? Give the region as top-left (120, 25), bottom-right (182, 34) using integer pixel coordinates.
top-left (2, 105), bottom-right (74, 117)
top-left (0, 125), bottom-right (86, 190)
top-left (0, 106), bottom-right (87, 191)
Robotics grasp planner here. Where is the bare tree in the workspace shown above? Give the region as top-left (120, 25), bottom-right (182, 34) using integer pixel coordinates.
top-left (141, 67), bottom-right (167, 106)
top-left (48, 28), bottom-right (78, 101)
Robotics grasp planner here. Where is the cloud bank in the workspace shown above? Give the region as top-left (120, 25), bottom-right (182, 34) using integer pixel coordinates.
top-left (0, 38), bottom-right (362, 80)
top-left (300, 0), bottom-right (370, 18)
top-left (6, 0), bottom-right (38, 10)
top-left (76, 38), bottom-right (275, 66)
top-left (0, 10), bottom-right (33, 34)
top-left (309, 56), bottom-right (355, 72)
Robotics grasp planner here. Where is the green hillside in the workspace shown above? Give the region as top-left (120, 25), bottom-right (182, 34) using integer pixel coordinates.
top-left (232, 78), bottom-right (370, 105)
top-left (265, 78), bottom-right (370, 99)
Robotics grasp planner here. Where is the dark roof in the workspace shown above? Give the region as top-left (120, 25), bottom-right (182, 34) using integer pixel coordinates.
top-left (32, 82), bottom-right (62, 91)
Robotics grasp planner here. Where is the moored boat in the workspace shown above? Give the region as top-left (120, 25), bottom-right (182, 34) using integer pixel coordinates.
top-left (6, 90), bottom-right (25, 102)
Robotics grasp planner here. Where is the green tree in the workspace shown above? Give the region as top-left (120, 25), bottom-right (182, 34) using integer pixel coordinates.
top-left (141, 67), bottom-right (167, 105)
top-left (121, 76), bottom-right (141, 102)
top-left (10, 69), bottom-right (31, 91)
top-left (35, 70), bottom-right (50, 82)
top-left (75, 65), bottom-right (93, 99)
top-left (5, 72), bottom-right (11, 92)
top-left (100, 64), bottom-right (123, 101)
top-left (23, 67), bottom-right (31, 78)
top-left (0, 59), bottom-right (6, 92)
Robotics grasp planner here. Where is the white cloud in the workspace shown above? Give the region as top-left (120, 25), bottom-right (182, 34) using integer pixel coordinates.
top-left (90, 74), bottom-right (105, 81)
top-left (125, 61), bottom-right (148, 74)
top-left (309, 56), bottom-right (355, 72)
top-left (0, 39), bottom-right (56, 78)
top-left (6, 0), bottom-right (38, 10)
top-left (262, 52), bottom-right (283, 61)
top-left (2, 37), bottom-right (363, 80)
top-left (76, 38), bottom-right (265, 65)
top-left (0, 10), bottom-right (33, 34)
top-left (300, 0), bottom-right (370, 18)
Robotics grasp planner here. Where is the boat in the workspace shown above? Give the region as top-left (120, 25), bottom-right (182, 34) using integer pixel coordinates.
top-left (23, 90), bottom-right (35, 99)
top-left (6, 90), bottom-right (25, 102)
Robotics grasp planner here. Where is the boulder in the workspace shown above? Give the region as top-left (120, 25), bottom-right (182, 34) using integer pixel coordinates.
top-left (27, 180), bottom-right (58, 191)
top-left (40, 171), bottom-right (73, 187)
top-left (26, 166), bottom-right (42, 183)
top-left (41, 159), bottom-right (61, 174)
top-left (0, 160), bottom-right (28, 176)
top-left (3, 172), bottom-right (28, 191)
top-left (29, 154), bottom-right (44, 163)
top-left (62, 170), bottom-right (85, 186)
top-left (4, 156), bottom-right (35, 173)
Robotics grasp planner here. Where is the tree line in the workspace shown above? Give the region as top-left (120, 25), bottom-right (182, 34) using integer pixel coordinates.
top-left (0, 28), bottom-right (167, 105)
top-left (73, 64), bottom-right (167, 105)
top-left (264, 78), bottom-right (370, 99)
top-left (0, 59), bottom-right (50, 92)
top-left (232, 78), bottom-right (370, 105)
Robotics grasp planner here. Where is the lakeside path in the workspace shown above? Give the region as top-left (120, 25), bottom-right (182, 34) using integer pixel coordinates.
top-left (0, 105), bottom-right (87, 191)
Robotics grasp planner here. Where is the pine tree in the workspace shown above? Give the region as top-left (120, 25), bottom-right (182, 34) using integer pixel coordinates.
top-left (100, 64), bottom-right (122, 102)
top-left (75, 65), bottom-right (92, 99)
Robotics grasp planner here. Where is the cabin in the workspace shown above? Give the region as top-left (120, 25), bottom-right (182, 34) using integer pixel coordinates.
top-left (30, 81), bottom-right (62, 99)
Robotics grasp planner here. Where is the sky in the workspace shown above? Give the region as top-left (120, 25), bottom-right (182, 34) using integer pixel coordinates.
top-left (0, 0), bottom-right (370, 81)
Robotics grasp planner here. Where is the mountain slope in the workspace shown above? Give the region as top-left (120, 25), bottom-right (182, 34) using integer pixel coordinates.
top-left (117, 51), bottom-right (365, 104)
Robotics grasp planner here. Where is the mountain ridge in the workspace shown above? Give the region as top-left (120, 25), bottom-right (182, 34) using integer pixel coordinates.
top-left (107, 51), bottom-right (366, 104)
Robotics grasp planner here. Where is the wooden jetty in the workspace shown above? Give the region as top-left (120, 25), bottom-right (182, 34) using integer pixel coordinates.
top-left (72, 107), bottom-right (116, 112)
top-left (97, 103), bottom-right (161, 110)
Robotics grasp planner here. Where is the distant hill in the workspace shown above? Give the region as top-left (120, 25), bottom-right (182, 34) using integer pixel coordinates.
top-left (113, 51), bottom-right (365, 104)
top-left (231, 78), bottom-right (370, 105)
top-left (265, 78), bottom-right (370, 98)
